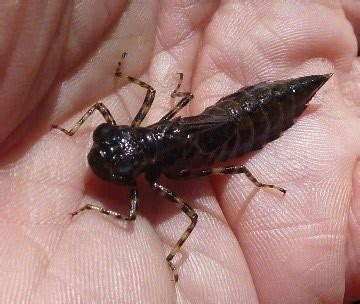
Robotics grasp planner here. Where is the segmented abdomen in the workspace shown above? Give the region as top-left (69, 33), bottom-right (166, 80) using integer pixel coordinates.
top-left (161, 74), bottom-right (331, 172)
top-left (211, 75), bottom-right (330, 159)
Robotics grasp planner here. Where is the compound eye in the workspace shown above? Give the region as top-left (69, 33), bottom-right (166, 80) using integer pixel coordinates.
top-left (93, 123), bottom-right (114, 143)
top-left (87, 146), bottom-right (112, 181)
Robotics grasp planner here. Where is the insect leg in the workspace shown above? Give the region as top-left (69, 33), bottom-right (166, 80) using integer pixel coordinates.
top-left (51, 103), bottom-right (116, 136)
top-left (171, 166), bottom-right (286, 194)
top-left (160, 73), bottom-right (194, 121)
top-left (150, 181), bottom-right (198, 282)
top-left (115, 52), bottom-right (156, 128)
top-left (71, 187), bottom-right (138, 221)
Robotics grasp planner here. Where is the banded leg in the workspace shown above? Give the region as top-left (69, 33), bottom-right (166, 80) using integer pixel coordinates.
top-left (71, 186), bottom-right (138, 221)
top-left (115, 52), bottom-right (156, 128)
top-left (51, 103), bottom-right (116, 136)
top-left (150, 181), bottom-right (198, 282)
top-left (160, 73), bottom-right (194, 121)
top-left (169, 166), bottom-right (286, 194)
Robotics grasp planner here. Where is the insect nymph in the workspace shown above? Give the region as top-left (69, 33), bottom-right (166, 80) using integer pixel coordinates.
top-left (52, 53), bottom-right (332, 282)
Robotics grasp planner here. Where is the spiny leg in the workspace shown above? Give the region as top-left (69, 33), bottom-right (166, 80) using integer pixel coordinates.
top-left (71, 186), bottom-right (138, 221)
top-left (115, 52), bottom-right (156, 128)
top-left (160, 73), bottom-right (194, 121)
top-left (150, 181), bottom-right (198, 282)
top-left (169, 166), bottom-right (286, 194)
top-left (51, 103), bottom-right (116, 136)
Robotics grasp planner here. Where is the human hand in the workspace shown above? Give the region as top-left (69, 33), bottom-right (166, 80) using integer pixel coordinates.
top-left (0, 1), bottom-right (359, 303)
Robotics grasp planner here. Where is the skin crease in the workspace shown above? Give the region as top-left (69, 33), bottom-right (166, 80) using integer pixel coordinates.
top-left (0, 0), bottom-right (360, 303)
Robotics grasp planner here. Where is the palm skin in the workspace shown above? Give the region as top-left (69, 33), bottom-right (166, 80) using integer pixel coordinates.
top-left (0, 1), bottom-right (360, 303)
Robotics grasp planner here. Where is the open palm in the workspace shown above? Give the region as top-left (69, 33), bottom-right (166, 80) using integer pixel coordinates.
top-left (1, 1), bottom-right (360, 303)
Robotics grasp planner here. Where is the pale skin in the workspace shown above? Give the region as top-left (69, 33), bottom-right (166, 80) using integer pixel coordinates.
top-left (0, 1), bottom-right (360, 303)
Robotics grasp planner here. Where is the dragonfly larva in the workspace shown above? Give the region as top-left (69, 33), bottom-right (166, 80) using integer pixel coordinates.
top-left (52, 53), bottom-right (332, 282)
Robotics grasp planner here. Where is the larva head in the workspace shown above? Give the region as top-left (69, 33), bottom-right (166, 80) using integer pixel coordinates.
top-left (87, 123), bottom-right (145, 185)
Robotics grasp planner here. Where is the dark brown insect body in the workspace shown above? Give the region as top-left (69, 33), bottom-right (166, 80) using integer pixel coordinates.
top-left (52, 53), bottom-right (331, 282)
top-left (145, 74), bottom-right (331, 178)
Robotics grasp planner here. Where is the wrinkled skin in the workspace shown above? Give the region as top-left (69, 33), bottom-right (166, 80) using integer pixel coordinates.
top-left (0, 1), bottom-right (360, 303)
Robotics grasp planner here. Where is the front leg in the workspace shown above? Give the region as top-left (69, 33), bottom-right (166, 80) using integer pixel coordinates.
top-left (71, 186), bottom-right (138, 221)
top-left (51, 103), bottom-right (116, 136)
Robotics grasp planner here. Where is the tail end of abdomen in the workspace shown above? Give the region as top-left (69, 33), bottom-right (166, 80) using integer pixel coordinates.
top-left (281, 73), bottom-right (332, 119)
top-left (255, 73), bottom-right (332, 146)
